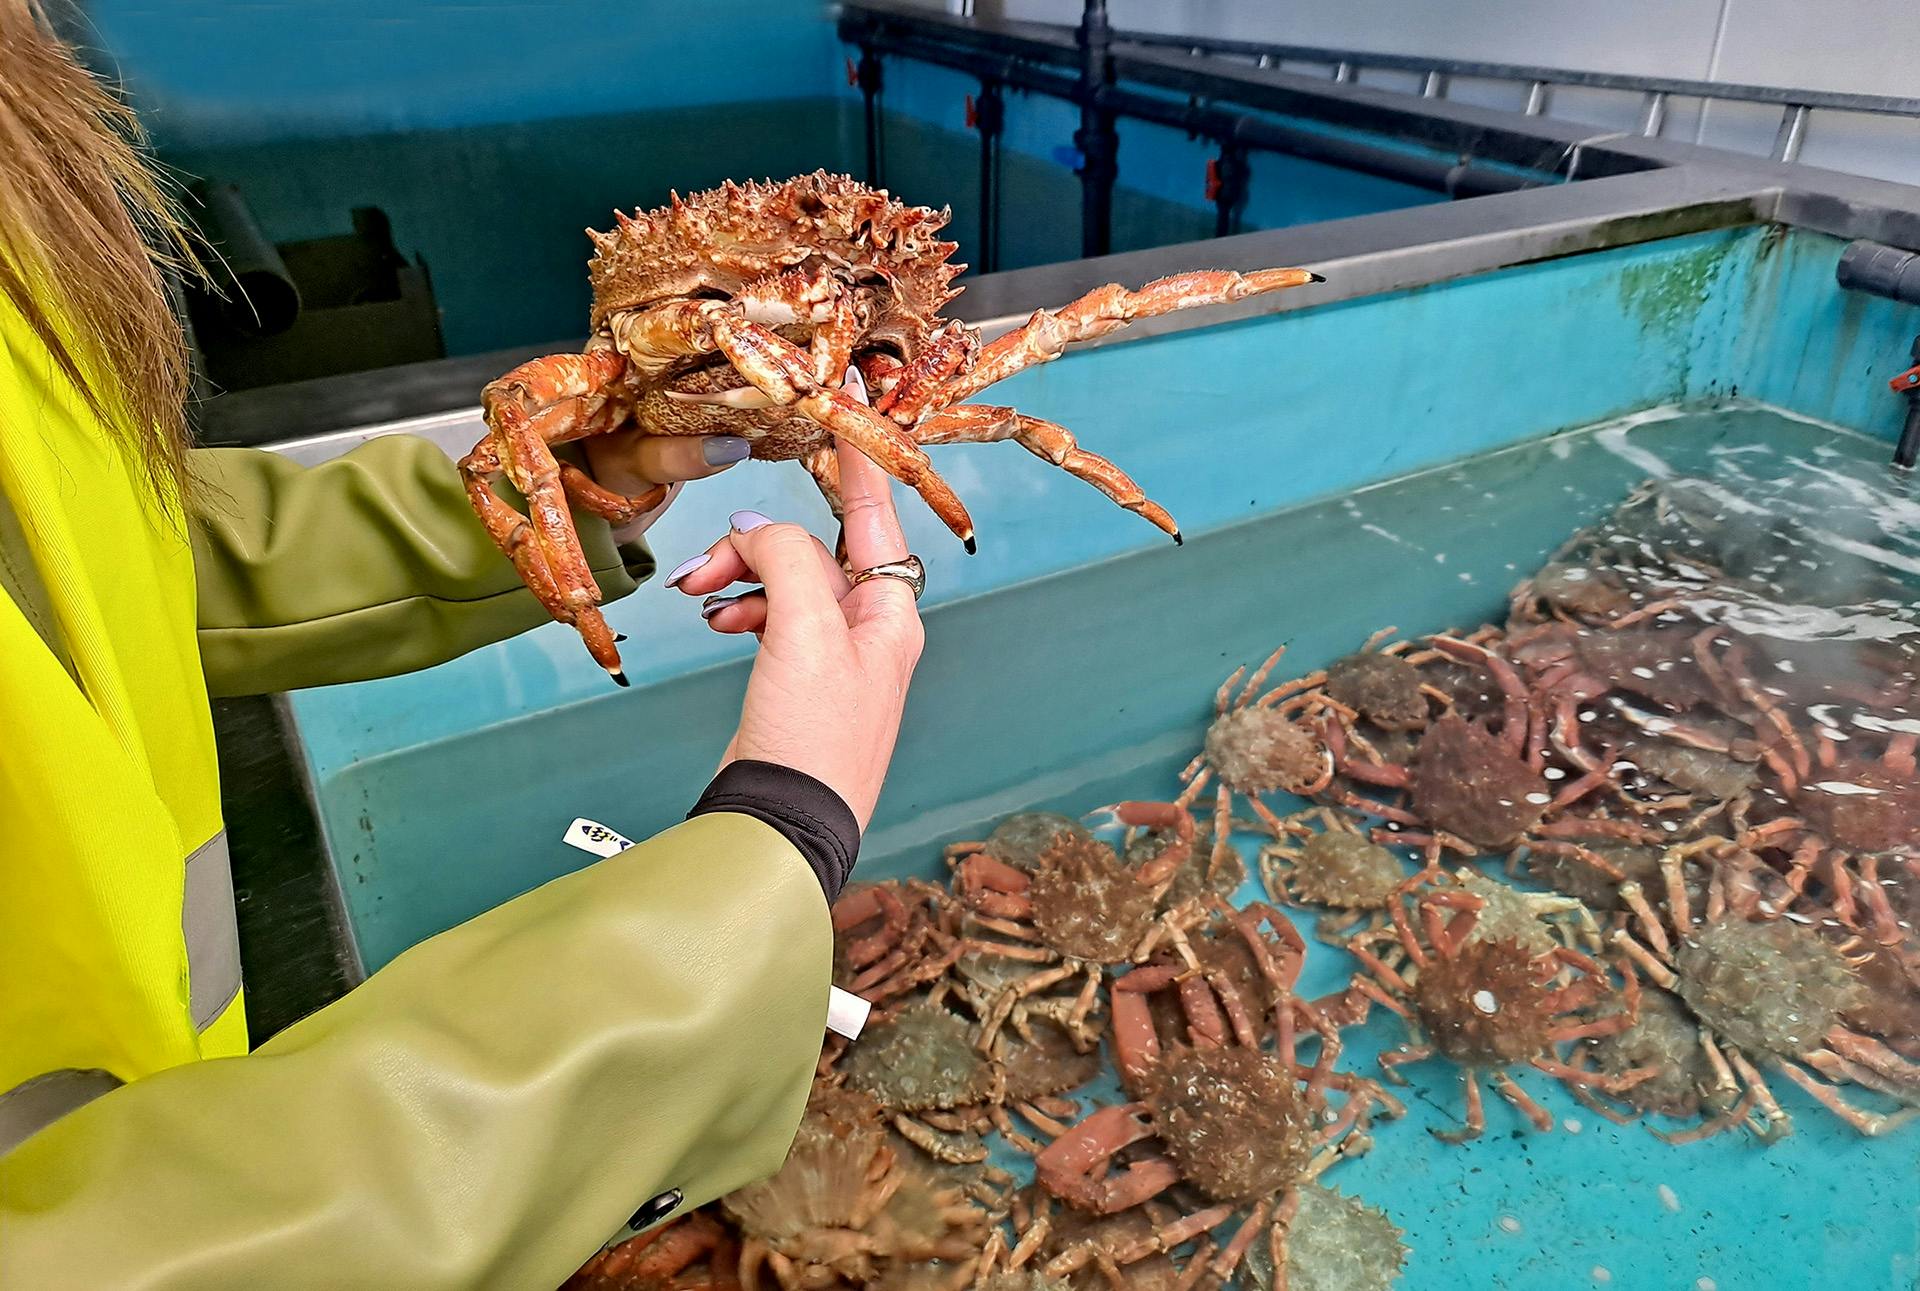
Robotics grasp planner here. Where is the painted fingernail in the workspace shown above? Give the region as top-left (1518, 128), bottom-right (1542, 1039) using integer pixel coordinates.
top-left (730, 510), bottom-right (773, 532)
top-left (703, 436), bottom-right (751, 467)
top-left (665, 553), bottom-right (710, 587)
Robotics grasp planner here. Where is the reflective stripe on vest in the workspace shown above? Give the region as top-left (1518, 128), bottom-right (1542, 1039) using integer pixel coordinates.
top-left (0, 829), bottom-right (241, 1154)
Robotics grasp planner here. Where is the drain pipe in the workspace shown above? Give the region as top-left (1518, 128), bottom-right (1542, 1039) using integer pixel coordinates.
top-left (1835, 240), bottom-right (1920, 468)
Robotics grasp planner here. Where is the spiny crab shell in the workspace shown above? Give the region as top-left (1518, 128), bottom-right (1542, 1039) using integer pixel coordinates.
top-left (586, 170), bottom-right (962, 358)
top-left (1143, 1047), bottom-right (1316, 1204)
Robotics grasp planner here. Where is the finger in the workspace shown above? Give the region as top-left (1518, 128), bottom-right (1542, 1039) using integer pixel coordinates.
top-left (666, 521), bottom-right (851, 599)
top-left (835, 367), bottom-right (911, 571)
top-left (626, 434), bottom-right (753, 484)
top-left (700, 588), bottom-right (768, 635)
top-left (725, 517), bottom-right (851, 640)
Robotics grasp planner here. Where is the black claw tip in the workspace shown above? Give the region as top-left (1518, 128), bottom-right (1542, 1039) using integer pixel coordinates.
top-left (611, 670), bottom-right (631, 688)
top-left (614, 633), bottom-right (628, 642)
top-left (964, 536), bottom-right (978, 555)
top-left (1307, 272), bottom-right (1327, 283)
top-left (1172, 530), bottom-right (1185, 546)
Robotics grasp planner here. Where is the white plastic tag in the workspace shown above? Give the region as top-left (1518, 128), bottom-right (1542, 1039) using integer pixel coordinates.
top-left (827, 987), bottom-right (872, 1040)
top-left (563, 817), bottom-right (636, 859)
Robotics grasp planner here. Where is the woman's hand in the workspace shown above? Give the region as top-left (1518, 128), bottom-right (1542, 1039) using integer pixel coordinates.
top-left (665, 391), bottom-right (924, 829)
top-left (583, 431), bottom-right (751, 539)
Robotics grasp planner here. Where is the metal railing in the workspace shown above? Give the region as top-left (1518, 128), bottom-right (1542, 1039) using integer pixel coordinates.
top-left (1116, 28), bottom-right (1920, 165)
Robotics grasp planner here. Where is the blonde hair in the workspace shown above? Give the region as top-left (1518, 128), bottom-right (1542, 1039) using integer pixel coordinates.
top-left (0, 0), bottom-right (199, 503)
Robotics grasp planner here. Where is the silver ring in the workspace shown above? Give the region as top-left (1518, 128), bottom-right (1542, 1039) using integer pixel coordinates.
top-left (849, 554), bottom-right (926, 601)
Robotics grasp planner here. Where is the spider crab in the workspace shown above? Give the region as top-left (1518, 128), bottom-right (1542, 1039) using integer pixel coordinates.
top-left (1034, 904), bottom-right (1397, 1287)
top-left (463, 171), bottom-right (1322, 679)
top-left (1610, 840), bottom-right (1920, 1139)
top-left (1342, 871), bottom-right (1654, 1141)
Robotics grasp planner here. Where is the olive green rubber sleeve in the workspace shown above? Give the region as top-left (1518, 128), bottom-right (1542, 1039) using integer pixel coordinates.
top-left (0, 813), bottom-right (831, 1291)
top-left (187, 437), bottom-right (653, 697)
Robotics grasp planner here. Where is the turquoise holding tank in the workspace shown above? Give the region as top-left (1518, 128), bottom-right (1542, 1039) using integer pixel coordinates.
top-left (283, 222), bottom-right (1918, 1289)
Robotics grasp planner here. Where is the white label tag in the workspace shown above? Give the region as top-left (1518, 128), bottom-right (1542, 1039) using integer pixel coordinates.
top-left (827, 987), bottom-right (872, 1040)
top-left (562, 817), bottom-right (636, 859)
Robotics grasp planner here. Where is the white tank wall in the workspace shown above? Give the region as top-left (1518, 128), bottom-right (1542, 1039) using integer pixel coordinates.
top-left (952, 0), bottom-right (1919, 186)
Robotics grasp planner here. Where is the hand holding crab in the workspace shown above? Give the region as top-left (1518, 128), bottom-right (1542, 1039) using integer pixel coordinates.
top-left (464, 171), bottom-right (1323, 680)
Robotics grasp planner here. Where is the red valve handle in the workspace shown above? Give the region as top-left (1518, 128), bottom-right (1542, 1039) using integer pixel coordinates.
top-left (1892, 365), bottom-right (1920, 394)
top-left (965, 93), bottom-right (977, 128)
top-left (1205, 158), bottom-right (1222, 202)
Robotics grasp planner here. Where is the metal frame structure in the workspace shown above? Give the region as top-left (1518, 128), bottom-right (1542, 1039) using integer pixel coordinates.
top-left (196, 6), bottom-right (1920, 1037)
top-left (836, 1), bottom-right (1920, 264)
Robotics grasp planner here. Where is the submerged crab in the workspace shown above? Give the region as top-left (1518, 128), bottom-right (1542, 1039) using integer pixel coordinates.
top-left (1612, 845), bottom-right (1920, 1139)
top-left (957, 803), bottom-right (1195, 1052)
top-left (1260, 808), bottom-right (1408, 946)
top-left (720, 1085), bottom-right (901, 1288)
top-left (463, 171), bottom-right (1321, 678)
top-left (1239, 1185), bottom-right (1409, 1291)
top-left (564, 1212), bottom-right (739, 1291)
top-left (1345, 873), bottom-right (1651, 1141)
top-left (1176, 647), bottom-right (1337, 851)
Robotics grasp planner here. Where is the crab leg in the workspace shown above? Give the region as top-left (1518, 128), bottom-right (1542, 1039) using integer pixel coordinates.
top-left (936, 267), bottom-right (1322, 407)
top-left (467, 347), bottom-right (636, 679)
top-left (913, 403), bottom-right (1180, 541)
top-left (1432, 1070), bottom-right (1487, 1142)
top-left (711, 316), bottom-right (980, 548)
top-left (874, 319), bottom-right (975, 422)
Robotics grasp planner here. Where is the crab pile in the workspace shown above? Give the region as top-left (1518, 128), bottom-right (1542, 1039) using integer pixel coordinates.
top-left (566, 472), bottom-right (1918, 1288)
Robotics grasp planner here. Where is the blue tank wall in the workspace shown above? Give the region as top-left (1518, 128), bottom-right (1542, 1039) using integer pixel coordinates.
top-left (86, 1), bottom-right (842, 147)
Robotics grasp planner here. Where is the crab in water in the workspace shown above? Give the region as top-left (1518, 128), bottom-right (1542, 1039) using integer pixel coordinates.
top-left (719, 1084), bottom-right (902, 1288)
top-left (1037, 904), bottom-right (1395, 1288)
top-left (833, 880), bottom-right (962, 1013)
top-left (564, 1212), bottom-right (740, 1291)
top-left (1610, 842), bottom-right (1920, 1139)
top-left (955, 802), bottom-right (1197, 1052)
top-left (1342, 872), bottom-right (1653, 1141)
top-left (462, 171), bottom-right (1322, 679)
top-left (1239, 1184), bottom-right (1408, 1291)
top-left (1175, 647), bottom-right (1338, 855)
top-left (1259, 807), bottom-right (1409, 946)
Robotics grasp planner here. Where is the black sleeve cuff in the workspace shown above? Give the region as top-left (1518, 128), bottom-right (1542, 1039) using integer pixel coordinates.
top-left (688, 760), bottom-right (861, 902)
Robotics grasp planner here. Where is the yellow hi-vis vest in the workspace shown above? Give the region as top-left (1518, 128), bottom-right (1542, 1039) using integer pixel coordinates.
top-left (0, 292), bottom-right (245, 1153)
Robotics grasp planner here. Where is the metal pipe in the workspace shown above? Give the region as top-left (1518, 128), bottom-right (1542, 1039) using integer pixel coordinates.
top-left (1524, 80), bottom-right (1550, 115)
top-left (1421, 70), bottom-right (1447, 99)
top-left (973, 79), bottom-right (1006, 273)
top-left (1074, 0), bottom-right (1119, 256)
top-left (1639, 91), bottom-right (1668, 138)
top-left (852, 24), bottom-right (1542, 203)
top-left (1772, 104), bottom-right (1809, 163)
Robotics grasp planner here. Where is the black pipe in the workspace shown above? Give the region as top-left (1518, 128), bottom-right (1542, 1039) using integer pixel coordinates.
top-left (856, 45), bottom-right (886, 187)
top-left (197, 182), bottom-right (300, 337)
top-left (1074, 0), bottom-right (1118, 257)
top-left (973, 79), bottom-right (1006, 273)
top-left (852, 24), bottom-right (1538, 205)
top-left (1210, 141), bottom-right (1252, 238)
top-left (1834, 240), bottom-right (1920, 467)
top-left (1838, 240), bottom-right (1920, 307)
